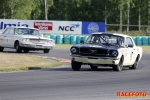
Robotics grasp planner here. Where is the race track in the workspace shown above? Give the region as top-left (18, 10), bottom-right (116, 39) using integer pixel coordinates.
top-left (0, 48), bottom-right (150, 100)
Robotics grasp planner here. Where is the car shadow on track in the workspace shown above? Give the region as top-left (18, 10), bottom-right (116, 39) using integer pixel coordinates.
top-left (3, 50), bottom-right (43, 54)
top-left (39, 65), bottom-right (130, 72)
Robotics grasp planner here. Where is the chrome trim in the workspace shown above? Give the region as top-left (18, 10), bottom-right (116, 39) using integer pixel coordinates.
top-left (70, 54), bottom-right (119, 60)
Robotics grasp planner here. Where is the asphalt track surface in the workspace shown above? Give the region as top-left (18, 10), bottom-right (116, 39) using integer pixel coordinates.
top-left (0, 48), bottom-right (150, 100)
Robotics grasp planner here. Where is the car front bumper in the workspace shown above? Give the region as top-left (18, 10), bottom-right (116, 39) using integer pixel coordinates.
top-left (19, 43), bottom-right (55, 49)
top-left (71, 54), bottom-right (120, 65)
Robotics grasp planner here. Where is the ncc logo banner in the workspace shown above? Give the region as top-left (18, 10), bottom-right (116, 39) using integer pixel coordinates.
top-left (82, 22), bottom-right (105, 34)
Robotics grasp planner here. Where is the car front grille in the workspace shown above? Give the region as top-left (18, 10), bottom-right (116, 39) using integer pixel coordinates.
top-left (29, 39), bottom-right (47, 44)
top-left (79, 48), bottom-right (108, 56)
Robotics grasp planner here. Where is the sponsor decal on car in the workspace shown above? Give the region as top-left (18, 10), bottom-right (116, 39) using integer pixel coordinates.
top-left (34, 22), bottom-right (53, 30)
top-left (0, 38), bottom-right (4, 42)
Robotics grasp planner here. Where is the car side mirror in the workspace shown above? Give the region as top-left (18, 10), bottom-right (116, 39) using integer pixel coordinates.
top-left (80, 40), bottom-right (84, 44)
top-left (128, 44), bottom-right (133, 47)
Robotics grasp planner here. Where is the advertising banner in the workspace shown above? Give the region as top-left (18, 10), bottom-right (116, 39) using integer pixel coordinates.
top-left (0, 19), bottom-right (105, 34)
top-left (52, 21), bottom-right (82, 34)
top-left (82, 22), bottom-right (105, 34)
top-left (0, 19), bottom-right (82, 34)
top-left (0, 19), bottom-right (33, 33)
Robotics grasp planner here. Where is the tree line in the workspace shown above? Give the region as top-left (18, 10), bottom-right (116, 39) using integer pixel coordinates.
top-left (0, 0), bottom-right (149, 32)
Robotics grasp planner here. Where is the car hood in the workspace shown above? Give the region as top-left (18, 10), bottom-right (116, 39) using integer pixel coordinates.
top-left (73, 44), bottom-right (119, 50)
top-left (17, 35), bottom-right (52, 40)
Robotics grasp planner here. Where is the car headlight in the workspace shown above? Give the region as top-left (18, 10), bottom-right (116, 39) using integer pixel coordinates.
top-left (111, 50), bottom-right (118, 57)
top-left (22, 38), bottom-right (29, 42)
top-left (71, 47), bottom-right (78, 54)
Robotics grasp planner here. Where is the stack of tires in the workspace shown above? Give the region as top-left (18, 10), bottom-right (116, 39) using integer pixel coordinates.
top-left (70, 35), bottom-right (77, 44)
top-left (81, 35), bottom-right (88, 42)
top-left (136, 36), bottom-right (142, 46)
top-left (50, 34), bottom-right (56, 43)
top-left (132, 36), bottom-right (137, 45)
top-left (76, 36), bottom-right (81, 44)
top-left (148, 36), bottom-right (150, 45)
top-left (142, 36), bottom-right (149, 46)
top-left (56, 35), bottom-right (63, 44)
top-left (64, 35), bottom-right (71, 44)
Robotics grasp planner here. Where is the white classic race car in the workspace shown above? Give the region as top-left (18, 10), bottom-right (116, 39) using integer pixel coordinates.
top-left (70, 32), bottom-right (143, 71)
top-left (0, 27), bottom-right (55, 53)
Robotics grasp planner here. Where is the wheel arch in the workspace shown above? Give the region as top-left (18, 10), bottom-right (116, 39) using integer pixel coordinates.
top-left (14, 40), bottom-right (19, 48)
top-left (120, 55), bottom-right (124, 62)
top-left (136, 54), bottom-right (140, 62)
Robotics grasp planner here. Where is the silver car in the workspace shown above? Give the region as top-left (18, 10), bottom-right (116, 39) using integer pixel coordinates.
top-left (0, 27), bottom-right (55, 53)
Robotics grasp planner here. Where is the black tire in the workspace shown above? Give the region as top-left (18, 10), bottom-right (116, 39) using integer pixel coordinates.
top-left (129, 55), bottom-right (139, 69)
top-left (15, 42), bottom-right (22, 53)
top-left (23, 49), bottom-right (29, 53)
top-left (90, 65), bottom-right (98, 70)
top-left (113, 57), bottom-right (124, 71)
top-left (71, 60), bottom-right (81, 71)
top-left (0, 47), bottom-right (4, 52)
top-left (44, 49), bottom-right (50, 53)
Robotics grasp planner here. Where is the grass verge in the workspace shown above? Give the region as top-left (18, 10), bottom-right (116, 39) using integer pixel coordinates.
top-left (0, 53), bottom-right (68, 72)
top-left (140, 46), bottom-right (150, 52)
top-left (55, 44), bottom-right (73, 49)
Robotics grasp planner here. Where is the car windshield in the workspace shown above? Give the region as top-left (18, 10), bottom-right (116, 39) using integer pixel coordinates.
top-left (15, 28), bottom-right (42, 36)
top-left (85, 34), bottom-right (124, 47)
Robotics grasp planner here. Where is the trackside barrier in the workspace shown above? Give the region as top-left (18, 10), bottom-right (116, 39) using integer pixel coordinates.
top-left (44, 34), bottom-right (150, 45)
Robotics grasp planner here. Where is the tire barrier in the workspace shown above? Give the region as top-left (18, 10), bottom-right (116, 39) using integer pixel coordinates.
top-left (50, 34), bottom-right (56, 43)
top-left (76, 36), bottom-right (81, 44)
top-left (132, 36), bottom-right (137, 45)
top-left (136, 36), bottom-right (142, 46)
top-left (64, 35), bottom-right (71, 44)
top-left (81, 36), bottom-right (88, 42)
top-left (44, 34), bottom-right (150, 45)
top-left (142, 36), bottom-right (149, 46)
top-left (70, 35), bottom-right (77, 44)
top-left (148, 36), bottom-right (150, 45)
top-left (56, 35), bottom-right (63, 44)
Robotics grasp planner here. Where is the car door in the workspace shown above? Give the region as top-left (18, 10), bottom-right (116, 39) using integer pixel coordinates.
top-left (125, 37), bottom-right (135, 65)
top-left (6, 28), bottom-right (16, 48)
top-left (0, 28), bottom-right (10, 47)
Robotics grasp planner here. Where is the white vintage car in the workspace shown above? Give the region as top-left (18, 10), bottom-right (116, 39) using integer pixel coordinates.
top-left (70, 32), bottom-right (143, 71)
top-left (0, 27), bottom-right (55, 53)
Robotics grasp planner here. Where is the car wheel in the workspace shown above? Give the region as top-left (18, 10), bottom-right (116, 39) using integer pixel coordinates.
top-left (23, 49), bottom-right (29, 53)
top-left (90, 65), bottom-right (98, 70)
top-left (71, 60), bottom-right (81, 71)
top-left (113, 57), bottom-right (124, 71)
top-left (129, 56), bottom-right (139, 69)
top-left (0, 47), bottom-right (4, 52)
top-left (15, 42), bottom-right (22, 53)
top-left (44, 49), bottom-right (50, 53)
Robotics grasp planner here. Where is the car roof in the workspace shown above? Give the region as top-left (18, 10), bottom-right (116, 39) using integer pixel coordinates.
top-left (91, 32), bottom-right (130, 37)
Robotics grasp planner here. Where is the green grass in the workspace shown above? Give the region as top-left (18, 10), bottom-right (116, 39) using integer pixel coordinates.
top-left (0, 53), bottom-right (69, 72)
top-left (55, 44), bottom-right (73, 49)
top-left (140, 46), bottom-right (150, 52)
